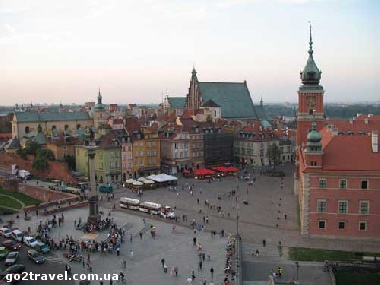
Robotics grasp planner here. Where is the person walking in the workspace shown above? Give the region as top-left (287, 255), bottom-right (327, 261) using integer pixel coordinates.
top-left (198, 260), bottom-right (203, 271)
top-left (129, 250), bottom-right (134, 259)
top-left (161, 258), bottom-right (165, 268)
top-left (193, 237), bottom-right (197, 246)
top-left (210, 267), bottom-right (214, 279)
top-left (163, 263), bottom-right (168, 273)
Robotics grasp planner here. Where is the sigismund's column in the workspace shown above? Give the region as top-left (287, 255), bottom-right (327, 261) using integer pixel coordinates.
top-left (87, 143), bottom-right (101, 224)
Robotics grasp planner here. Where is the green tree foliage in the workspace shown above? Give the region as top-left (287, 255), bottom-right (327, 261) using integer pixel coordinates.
top-left (0, 113), bottom-right (12, 133)
top-left (266, 143), bottom-right (282, 169)
top-left (64, 155), bottom-right (76, 171)
top-left (36, 148), bottom-right (55, 161)
top-left (24, 141), bottom-right (41, 156)
top-left (32, 155), bottom-right (49, 172)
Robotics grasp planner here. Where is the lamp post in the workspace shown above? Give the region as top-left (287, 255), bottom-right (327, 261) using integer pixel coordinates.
top-left (295, 261), bottom-right (300, 281)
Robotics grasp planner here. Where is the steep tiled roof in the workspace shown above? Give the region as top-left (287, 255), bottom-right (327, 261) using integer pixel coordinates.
top-left (168, 97), bottom-right (186, 109)
top-left (198, 82), bottom-right (255, 119)
top-left (326, 117), bottom-right (380, 134)
top-left (14, 112), bottom-right (91, 123)
top-left (322, 135), bottom-right (380, 171)
top-left (98, 132), bottom-right (120, 149)
top-left (124, 117), bottom-right (140, 133)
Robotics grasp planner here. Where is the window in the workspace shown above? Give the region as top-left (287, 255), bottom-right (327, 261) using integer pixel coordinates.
top-left (360, 201), bottom-right (369, 214)
top-left (110, 161), bottom-right (114, 168)
top-left (140, 159), bottom-right (144, 165)
top-left (338, 221), bottom-right (345, 230)
top-left (338, 200), bottom-right (348, 214)
top-left (135, 151), bottom-right (139, 157)
top-left (25, 126), bottom-right (30, 134)
top-left (339, 179), bottom-right (347, 189)
top-left (319, 179), bottom-right (326, 189)
top-left (311, 161), bottom-right (317, 166)
top-left (317, 199), bottom-right (327, 213)
top-left (318, 220), bottom-right (326, 229)
top-left (359, 221), bottom-right (367, 231)
top-left (361, 180), bottom-right (368, 190)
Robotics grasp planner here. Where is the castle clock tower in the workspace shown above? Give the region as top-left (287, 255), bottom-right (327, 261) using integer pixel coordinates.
top-left (297, 26), bottom-right (324, 149)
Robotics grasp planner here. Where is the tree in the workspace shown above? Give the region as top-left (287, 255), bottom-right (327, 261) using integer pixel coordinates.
top-left (266, 143), bottom-right (282, 169)
top-left (36, 148), bottom-right (55, 161)
top-left (32, 156), bottom-right (49, 172)
top-left (64, 155), bottom-right (76, 171)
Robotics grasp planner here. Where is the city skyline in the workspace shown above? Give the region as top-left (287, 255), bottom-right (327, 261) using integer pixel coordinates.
top-left (1, 0), bottom-right (379, 106)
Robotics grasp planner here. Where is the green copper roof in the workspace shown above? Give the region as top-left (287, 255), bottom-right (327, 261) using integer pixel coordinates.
top-left (260, 120), bottom-right (271, 128)
top-left (168, 97), bottom-right (186, 109)
top-left (35, 132), bottom-right (46, 145)
top-left (300, 25), bottom-right (322, 85)
top-left (198, 82), bottom-right (255, 118)
top-left (14, 112), bottom-right (91, 123)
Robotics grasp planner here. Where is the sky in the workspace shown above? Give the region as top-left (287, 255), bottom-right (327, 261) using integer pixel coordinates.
top-left (0, 0), bottom-right (379, 106)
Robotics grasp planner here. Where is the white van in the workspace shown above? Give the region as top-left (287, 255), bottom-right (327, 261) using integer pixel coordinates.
top-left (12, 230), bottom-right (24, 242)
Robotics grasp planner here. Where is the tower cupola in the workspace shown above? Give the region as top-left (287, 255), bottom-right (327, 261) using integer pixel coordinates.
top-left (305, 120), bottom-right (323, 153)
top-left (300, 25), bottom-right (322, 85)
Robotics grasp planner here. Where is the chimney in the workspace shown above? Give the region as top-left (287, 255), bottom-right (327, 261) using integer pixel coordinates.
top-left (349, 118), bottom-right (353, 125)
top-left (372, 131), bottom-right (378, 153)
top-left (365, 118), bottom-right (369, 125)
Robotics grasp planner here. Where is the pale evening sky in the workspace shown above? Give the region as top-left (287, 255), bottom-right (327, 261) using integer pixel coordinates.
top-left (0, 0), bottom-right (379, 106)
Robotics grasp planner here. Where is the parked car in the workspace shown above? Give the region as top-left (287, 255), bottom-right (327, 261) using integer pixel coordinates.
top-left (36, 242), bottom-right (50, 254)
top-left (4, 252), bottom-right (19, 266)
top-left (0, 228), bottom-right (12, 238)
top-left (2, 240), bottom-right (22, 251)
top-left (24, 237), bottom-right (38, 248)
top-left (11, 230), bottom-right (24, 242)
top-left (0, 264), bottom-right (25, 281)
top-left (99, 185), bottom-right (113, 193)
top-left (0, 247), bottom-right (8, 260)
top-left (27, 249), bottom-right (45, 264)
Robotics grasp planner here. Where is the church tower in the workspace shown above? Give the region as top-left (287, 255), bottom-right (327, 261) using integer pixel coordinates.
top-left (186, 67), bottom-right (201, 110)
top-left (94, 88), bottom-right (107, 130)
top-left (297, 25), bottom-right (324, 149)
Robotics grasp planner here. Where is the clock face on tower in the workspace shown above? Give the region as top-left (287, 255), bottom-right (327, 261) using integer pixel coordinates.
top-left (307, 96), bottom-right (316, 109)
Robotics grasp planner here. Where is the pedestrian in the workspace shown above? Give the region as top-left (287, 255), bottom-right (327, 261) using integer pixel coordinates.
top-left (82, 258), bottom-right (85, 268)
top-left (139, 232), bottom-right (143, 240)
top-left (198, 260), bottom-right (203, 271)
top-left (262, 239), bottom-right (266, 247)
top-left (87, 253), bottom-right (91, 263)
top-left (193, 237), bottom-right (197, 246)
top-left (174, 266), bottom-right (178, 276)
top-left (161, 258), bottom-right (165, 268)
top-left (130, 233), bottom-right (133, 242)
top-left (163, 263), bottom-right (168, 273)
top-left (130, 250), bottom-right (133, 259)
top-left (210, 267), bottom-right (214, 279)
top-left (255, 249), bottom-right (260, 256)
top-left (191, 270), bottom-right (195, 280)
top-left (117, 247), bottom-right (120, 256)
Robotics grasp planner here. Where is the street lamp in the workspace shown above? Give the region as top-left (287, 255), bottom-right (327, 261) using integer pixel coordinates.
top-left (236, 214), bottom-right (239, 237)
top-left (295, 261), bottom-right (300, 281)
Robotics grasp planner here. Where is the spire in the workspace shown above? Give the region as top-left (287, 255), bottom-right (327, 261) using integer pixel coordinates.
top-left (192, 64), bottom-right (197, 76)
top-left (300, 23), bottom-right (322, 85)
top-left (97, 87), bottom-right (102, 105)
top-left (308, 23), bottom-right (313, 57)
top-left (260, 96), bottom-right (263, 107)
